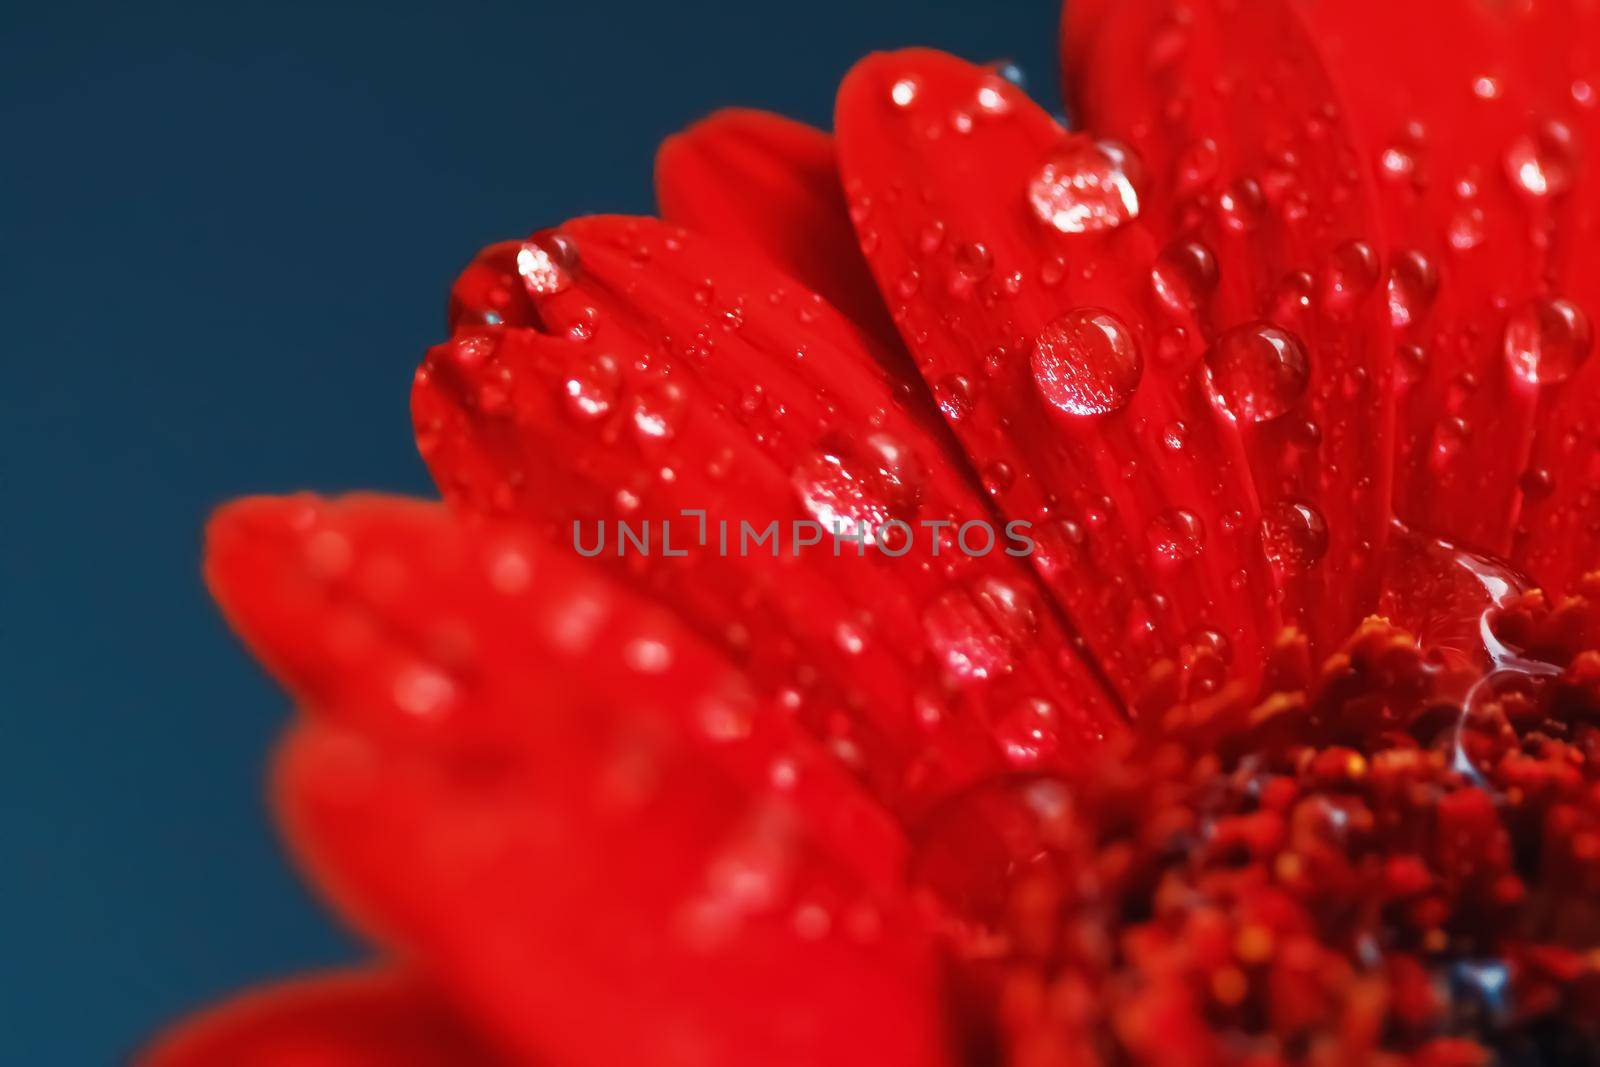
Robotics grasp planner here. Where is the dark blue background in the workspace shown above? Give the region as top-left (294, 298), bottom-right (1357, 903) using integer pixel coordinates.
top-left (2, 1), bottom-right (1062, 1060)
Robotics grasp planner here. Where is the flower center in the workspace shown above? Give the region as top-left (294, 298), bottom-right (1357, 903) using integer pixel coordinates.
top-left (911, 567), bottom-right (1600, 1065)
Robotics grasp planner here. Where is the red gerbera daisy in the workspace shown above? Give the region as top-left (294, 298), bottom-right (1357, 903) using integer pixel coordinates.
top-left (144, 1), bottom-right (1600, 1064)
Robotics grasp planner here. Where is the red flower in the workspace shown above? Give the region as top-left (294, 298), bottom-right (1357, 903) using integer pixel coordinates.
top-left (145, 2), bottom-right (1600, 1064)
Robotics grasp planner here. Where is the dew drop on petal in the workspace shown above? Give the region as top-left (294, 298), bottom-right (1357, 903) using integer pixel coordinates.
top-left (1150, 240), bottom-right (1218, 316)
top-left (996, 697), bottom-right (1062, 767)
top-left (1260, 501), bottom-right (1329, 575)
top-left (562, 353), bottom-right (620, 422)
top-left (1505, 119), bottom-right (1578, 200)
top-left (1205, 322), bottom-right (1310, 423)
top-left (923, 578), bottom-right (1041, 683)
top-left (1387, 250), bottom-right (1439, 329)
top-left (1026, 138), bottom-right (1141, 234)
top-left (1147, 508), bottom-right (1206, 567)
top-left (517, 231), bottom-right (579, 297)
top-left (1504, 297), bottom-right (1592, 385)
top-left (1031, 308), bottom-right (1143, 417)
top-left (630, 379), bottom-right (687, 441)
top-left (890, 76), bottom-right (920, 109)
top-left (1320, 240), bottom-right (1379, 313)
top-left (792, 431), bottom-right (924, 543)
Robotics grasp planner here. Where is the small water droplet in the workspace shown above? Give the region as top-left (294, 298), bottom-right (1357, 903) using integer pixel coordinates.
top-left (923, 578), bottom-right (1040, 683)
top-left (1504, 297), bottom-right (1592, 385)
top-left (1150, 240), bottom-right (1218, 316)
top-left (1218, 177), bottom-right (1266, 232)
top-left (1505, 119), bottom-right (1577, 200)
top-left (995, 697), bottom-right (1062, 767)
top-left (1026, 138), bottom-right (1141, 234)
top-left (1031, 308), bottom-right (1143, 417)
top-left (1205, 323), bottom-right (1310, 423)
top-left (631, 379), bottom-right (687, 441)
top-left (1320, 240), bottom-right (1379, 313)
top-left (890, 77), bottom-right (920, 109)
top-left (1387, 250), bottom-right (1439, 329)
top-left (1147, 508), bottom-right (1206, 567)
top-left (1260, 501), bottom-right (1328, 574)
top-left (562, 353), bottom-right (620, 421)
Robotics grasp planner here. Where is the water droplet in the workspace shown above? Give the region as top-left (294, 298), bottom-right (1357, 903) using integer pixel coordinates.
top-left (1320, 240), bottom-right (1379, 313)
top-left (995, 697), bottom-right (1062, 767)
top-left (923, 578), bottom-right (1040, 683)
top-left (1218, 177), bottom-right (1266, 232)
top-left (1387, 250), bottom-right (1439, 329)
top-left (562, 353), bottom-right (620, 421)
top-left (1026, 138), bottom-right (1141, 234)
top-left (1504, 297), bottom-right (1592, 385)
top-left (934, 374), bottom-right (974, 421)
top-left (1150, 240), bottom-right (1218, 316)
top-left (890, 77), bottom-right (920, 109)
top-left (952, 241), bottom-right (994, 283)
top-left (1147, 508), bottom-right (1206, 567)
top-left (792, 432), bottom-right (924, 542)
top-left (517, 231), bottom-right (579, 297)
top-left (1505, 119), bottom-right (1578, 200)
top-left (1031, 308), bottom-right (1143, 417)
top-left (630, 379), bottom-right (687, 441)
top-left (1260, 501), bottom-right (1328, 574)
top-left (1205, 323), bottom-right (1310, 423)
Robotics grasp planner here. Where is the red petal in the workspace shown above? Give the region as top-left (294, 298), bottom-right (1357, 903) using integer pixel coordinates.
top-left (656, 109), bottom-right (907, 362)
top-left (1062, 2), bottom-right (1396, 641)
top-left (1283, 0), bottom-right (1548, 567)
top-left (414, 217), bottom-right (1123, 810)
top-left (140, 969), bottom-right (504, 1066)
top-left (835, 49), bottom-right (1304, 704)
top-left (205, 495), bottom-right (951, 1067)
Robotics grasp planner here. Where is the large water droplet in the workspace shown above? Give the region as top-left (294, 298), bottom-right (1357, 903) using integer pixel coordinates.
top-left (1031, 308), bottom-right (1143, 417)
top-left (1260, 501), bottom-right (1328, 574)
top-left (793, 432), bottom-right (924, 543)
top-left (517, 231), bottom-right (580, 297)
top-left (1205, 322), bottom-right (1310, 423)
top-left (1026, 138), bottom-right (1141, 234)
top-left (1505, 119), bottom-right (1578, 200)
top-left (1504, 297), bottom-right (1592, 385)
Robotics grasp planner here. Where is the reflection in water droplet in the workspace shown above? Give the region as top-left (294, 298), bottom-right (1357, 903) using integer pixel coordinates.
top-left (1504, 297), bottom-right (1592, 385)
top-left (1205, 323), bottom-right (1310, 423)
top-left (1026, 138), bottom-right (1141, 234)
top-left (1032, 308), bottom-right (1143, 417)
